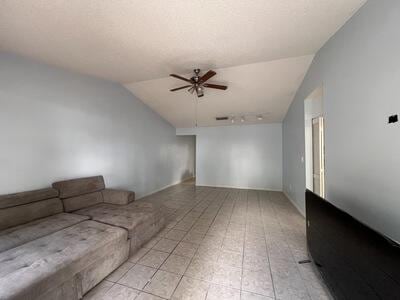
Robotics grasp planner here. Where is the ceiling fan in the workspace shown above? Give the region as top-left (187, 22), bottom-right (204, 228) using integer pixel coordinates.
top-left (169, 69), bottom-right (228, 98)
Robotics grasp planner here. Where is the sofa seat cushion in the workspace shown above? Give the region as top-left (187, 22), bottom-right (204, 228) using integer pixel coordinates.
top-left (0, 220), bottom-right (128, 300)
top-left (75, 202), bottom-right (163, 236)
top-left (0, 213), bottom-right (89, 253)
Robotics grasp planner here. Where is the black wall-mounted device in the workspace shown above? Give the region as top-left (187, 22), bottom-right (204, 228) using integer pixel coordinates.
top-left (388, 114), bottom-right (398, 124)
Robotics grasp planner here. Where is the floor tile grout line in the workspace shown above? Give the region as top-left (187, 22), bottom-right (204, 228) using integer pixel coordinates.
top-left (112, 281), bottom-right (168, 299)
top-left (132, 187), bottom-right (212, 297)
top-left (239, 189), bottom-right (247, 299)
top-left (260, 190), bottom-right (278, 300)
top-left (146, 188), bottom-right (228, 299)
top-left (265, 190), bottom-right (315, 300)
top-left (169, 188), bottom-right (230, 299)
top-left (139, 193), bottom-right (207, 297)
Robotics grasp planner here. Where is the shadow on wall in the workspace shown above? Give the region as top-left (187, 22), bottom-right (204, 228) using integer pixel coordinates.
top-left (181, 169), bottom-right (193, 182)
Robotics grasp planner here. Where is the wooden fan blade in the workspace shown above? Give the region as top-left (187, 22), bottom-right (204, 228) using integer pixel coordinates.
top-left (203, 83), bottom-right (228, 90)
top-left (170, 85), bottom-right (192, 92)
top-left (170, 74), bottom-right (193, 83)
top-left (198, 70), bottom-right (216, 84)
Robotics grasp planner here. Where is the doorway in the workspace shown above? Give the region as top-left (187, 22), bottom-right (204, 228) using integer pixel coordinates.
top-left (304, 87), bottom-right (325, 198)
top-left (179, 134), bottom-right (196, 185)
top-left (312, 116), bottom-right (325, 197)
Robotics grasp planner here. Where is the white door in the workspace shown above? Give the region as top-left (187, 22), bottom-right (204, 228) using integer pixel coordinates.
top-left (312, 117), bottom-right (325, 197)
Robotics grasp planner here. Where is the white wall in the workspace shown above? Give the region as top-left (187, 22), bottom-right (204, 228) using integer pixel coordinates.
top-left (283, 1), bottom-right (400, 241)
top-left (179, 124), bottom-right (282, 190)
top-left (0, 52), bottom-right (195, 197)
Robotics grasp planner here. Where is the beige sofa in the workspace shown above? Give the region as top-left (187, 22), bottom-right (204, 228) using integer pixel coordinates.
top-left (0, 176), bottom-right (165, 300)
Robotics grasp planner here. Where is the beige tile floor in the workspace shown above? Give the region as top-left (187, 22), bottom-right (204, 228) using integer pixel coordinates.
top-left (84, 183), bottom-right (332, 300)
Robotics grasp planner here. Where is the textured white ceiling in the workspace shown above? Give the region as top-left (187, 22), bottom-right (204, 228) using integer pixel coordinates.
top-left (0, 0), bottom-right (366, 127)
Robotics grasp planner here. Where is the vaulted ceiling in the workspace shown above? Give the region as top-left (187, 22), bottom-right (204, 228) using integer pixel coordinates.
top-left (125, 56), bottom-right (314, 127)
top-left (0, 0), bottom-right (366, 127)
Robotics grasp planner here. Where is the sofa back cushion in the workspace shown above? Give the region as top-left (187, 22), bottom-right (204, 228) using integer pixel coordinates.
top-left (62, 192), bottom-right (103, 212)
top-left (0, 188), bottom-right (58, 209)
top-left (52, 176), bottom-right (105, 198)
top-left (0, 198), bottom-right (63, 231)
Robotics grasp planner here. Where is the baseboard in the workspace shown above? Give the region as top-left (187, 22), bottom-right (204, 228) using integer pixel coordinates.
top-left (195, 183), bottom-right (282, 192)
top-left (283, 190), bottom-right (306, 217)
top-left (137, 176), bottom-right (194, 200)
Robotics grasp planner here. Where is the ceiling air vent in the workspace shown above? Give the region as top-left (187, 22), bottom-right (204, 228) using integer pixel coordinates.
top-left (216, 116), bottom-right (229, 121)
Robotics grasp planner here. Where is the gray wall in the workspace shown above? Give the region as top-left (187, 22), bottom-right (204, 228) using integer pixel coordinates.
top-left (283, 1), bottom-right (400, 241)
top-left (180, 124), bottom-right (282, 190)
top-left (0, 52), bottom-right (195, 197)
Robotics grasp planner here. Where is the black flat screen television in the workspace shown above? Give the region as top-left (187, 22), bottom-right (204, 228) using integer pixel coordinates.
top-left (306, 189), bottom-right (400, 299)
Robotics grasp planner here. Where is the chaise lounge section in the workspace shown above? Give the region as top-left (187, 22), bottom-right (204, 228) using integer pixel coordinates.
top-left (53, 176), bottom-right (166, 254)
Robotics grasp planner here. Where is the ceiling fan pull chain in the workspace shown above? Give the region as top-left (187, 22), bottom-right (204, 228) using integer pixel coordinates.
top-left (195, 98), bottom-right (198, 127)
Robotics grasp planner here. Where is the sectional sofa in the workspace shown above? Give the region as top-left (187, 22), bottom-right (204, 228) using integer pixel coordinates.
top-left (0, 176), bottom-right (165, 300)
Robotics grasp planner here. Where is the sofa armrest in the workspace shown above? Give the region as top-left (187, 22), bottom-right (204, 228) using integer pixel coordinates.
top-left (102, 189), bottom-right (135, 205)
